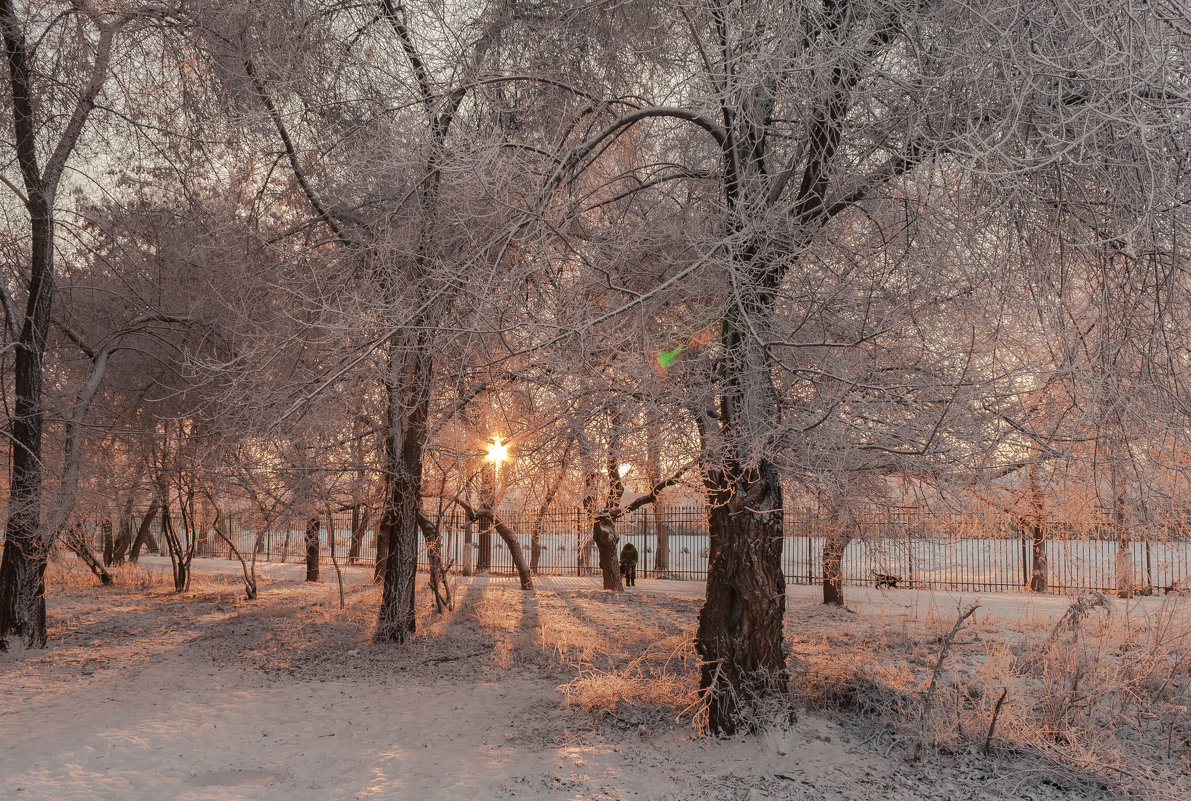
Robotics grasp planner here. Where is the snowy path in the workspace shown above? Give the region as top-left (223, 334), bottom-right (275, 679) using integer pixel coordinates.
top-left (0, 558), bottom-right (1134, 800)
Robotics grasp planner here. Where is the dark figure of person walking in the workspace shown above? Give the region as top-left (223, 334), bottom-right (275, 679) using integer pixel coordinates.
top-left (619, 541), bottom-right (639, 587)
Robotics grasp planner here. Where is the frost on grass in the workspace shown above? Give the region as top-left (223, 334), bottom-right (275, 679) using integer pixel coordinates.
top-left (788, 592), bottom-right (1191, 800)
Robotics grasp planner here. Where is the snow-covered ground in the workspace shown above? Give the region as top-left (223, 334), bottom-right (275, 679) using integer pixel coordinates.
top-left (1, 557), bottom-right (1185, 800)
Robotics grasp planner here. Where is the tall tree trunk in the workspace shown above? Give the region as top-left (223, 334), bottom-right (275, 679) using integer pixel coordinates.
top-left (591, 411), bottom-right (628, 590)
top-left (530, 506), bottom-right (546, 574)
top-left (476, 511), bottom-right (493, 573)
top-left (305, 516), bottom-right (320, 582)
top-left (0, 0), bottom-right (117, 649)
top-left (695, 313), bottom-right (789, 735)
top-left (1114, 491), bottom-right (1132, 598)
top-left (821, 495), bottom-right (853, 606)
top-left (101, 516), bottom-right (115, 567)
top-left (529, 475), bottom-right (562, 574)
top-left (476, 460), bottom-right (495, 573)
top-left (375, 339), bottom-right (432, 643)
top-left (646, 428), bottom-right (669, 576)
top-left (696, 465), bottom-right (788, 734)
top-left (349, 505), bottom-right (368, 564)
top-left (1028, 519), bottom-right (1047, 593)
top-left (492, 514), bottom-right (533, 590)
top-left (460, 515), bottom-right (473, 577)
top-left (0, 203), bottom-right (54, 650)
top-left (374, 521), bottom-right (388, 583)
top-left (1026, 466), bottom-right (1047, 593)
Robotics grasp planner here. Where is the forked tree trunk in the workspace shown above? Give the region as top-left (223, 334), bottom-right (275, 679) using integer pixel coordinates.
top-left (416, 511), bottom-right (451, 611)
top-left (64, 522), bottom-right (112, 586)
top-left (112, 503), bottom-right (135, 565)
top-left (161, 504), bottom-right (192, 593)
top-left (128, 499), bottom-right (161, 562)
top-left (305, 516), bottom-right (320, 582)
top-left (453, 498), bottom-right (533, 590)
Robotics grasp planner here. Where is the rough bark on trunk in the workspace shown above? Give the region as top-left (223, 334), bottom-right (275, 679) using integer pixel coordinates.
top-left (0, 545), bottom-right (46, 649)
top-left (695, 467), bottom-right (788, 734)
top-left (592, 515), bottom-right (623, 591)
top-left (695, 311), bottom-right (789, 734)
top-left (375, 340), bottom-right (432, 644)
top-left (822, 529), bottom-right (848, 606)
top-left (305, 516), bottom-right (321, 582)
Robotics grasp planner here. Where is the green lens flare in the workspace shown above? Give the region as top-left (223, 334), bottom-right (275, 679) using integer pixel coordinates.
top-left (657, 344), bottom-right (686, 369)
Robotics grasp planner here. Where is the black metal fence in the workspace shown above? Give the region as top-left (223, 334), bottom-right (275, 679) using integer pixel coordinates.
top-left (97, 504), bottom-right (1191, 595)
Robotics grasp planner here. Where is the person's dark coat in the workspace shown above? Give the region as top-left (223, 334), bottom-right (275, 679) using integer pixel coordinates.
top-left (620, 542), bottom-right (639, 565)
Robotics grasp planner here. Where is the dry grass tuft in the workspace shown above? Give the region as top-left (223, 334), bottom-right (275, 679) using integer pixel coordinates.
top-left (560, 634), bottom-right (697, 717)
